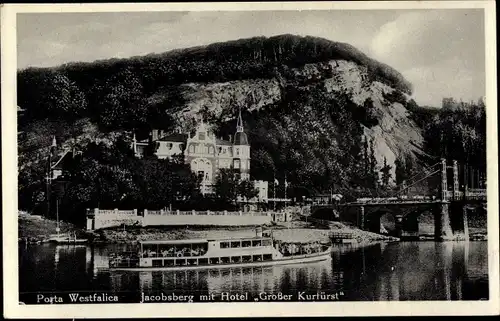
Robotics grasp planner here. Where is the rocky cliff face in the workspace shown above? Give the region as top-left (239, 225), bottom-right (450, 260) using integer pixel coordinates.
top-left (160, 59), bottom-right (423, 182)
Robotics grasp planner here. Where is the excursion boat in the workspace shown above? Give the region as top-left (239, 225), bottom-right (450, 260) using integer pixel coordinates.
top-left (108, 229), bottom-right (332, 271)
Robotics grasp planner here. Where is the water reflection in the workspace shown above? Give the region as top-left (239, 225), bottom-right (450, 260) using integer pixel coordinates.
top-left (19, 241), bottom-right (488, 301)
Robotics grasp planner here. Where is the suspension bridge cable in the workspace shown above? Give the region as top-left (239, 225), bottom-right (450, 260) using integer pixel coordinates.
top-left (390, 169), bottom-right (441, 197)
top-left (391, 162), bottom-right (441, 194)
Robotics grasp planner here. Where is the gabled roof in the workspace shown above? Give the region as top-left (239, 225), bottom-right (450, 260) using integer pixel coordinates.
top-left (157, 133), bottom-right (188, 143)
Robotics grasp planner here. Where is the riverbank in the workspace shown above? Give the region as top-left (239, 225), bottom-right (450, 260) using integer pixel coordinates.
top-left (94, 220), bottom-right (399, 244)
top-left (18, 212), bottom-right (86, 243)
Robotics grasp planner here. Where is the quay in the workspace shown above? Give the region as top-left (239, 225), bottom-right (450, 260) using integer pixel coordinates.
top-left (86, 208), bottom-right (295, 231)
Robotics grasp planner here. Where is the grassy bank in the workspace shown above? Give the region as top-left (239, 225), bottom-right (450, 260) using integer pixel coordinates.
top-left (18, 212), bottom-right (86, 242)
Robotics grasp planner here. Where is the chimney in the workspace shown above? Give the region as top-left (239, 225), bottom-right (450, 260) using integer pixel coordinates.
top-left (152, 129), bottom-right (159, 141)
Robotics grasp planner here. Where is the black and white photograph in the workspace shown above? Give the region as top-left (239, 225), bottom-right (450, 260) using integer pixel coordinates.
top-left (2, 1), bottom-right (498, 318)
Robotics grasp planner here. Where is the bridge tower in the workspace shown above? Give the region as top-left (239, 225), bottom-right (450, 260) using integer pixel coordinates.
top-left (452, 160), bottom-right (459, 200)
top-left (435, 158), bottom-right (453, 240)
top-left (441, 158), bottom-right (448, 201)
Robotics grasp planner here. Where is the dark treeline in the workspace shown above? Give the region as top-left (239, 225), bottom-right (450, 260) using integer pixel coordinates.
top-left (423, 98), bottom-right (486, 170)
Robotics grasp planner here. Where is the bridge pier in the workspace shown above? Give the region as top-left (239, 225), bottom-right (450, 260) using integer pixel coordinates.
top-left (434, 202), bottom-right (453, 241)
top-left (463, 206), bottom-right (469, 241)
top-left (449, 202), bottom-right (470, 240)
top-left (358, 206), bottom-right (365, 230)
top-left (394, 214), bottom-right (403, 238)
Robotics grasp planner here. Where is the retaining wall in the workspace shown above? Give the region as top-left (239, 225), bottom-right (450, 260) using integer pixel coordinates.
top-left (86, 208), bottom-right (291, 230)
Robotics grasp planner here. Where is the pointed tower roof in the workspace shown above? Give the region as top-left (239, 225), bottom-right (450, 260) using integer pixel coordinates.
top-left (233, 108), bottom-right (249, 146)
top-left (236, 108), bottom-right (244, 133)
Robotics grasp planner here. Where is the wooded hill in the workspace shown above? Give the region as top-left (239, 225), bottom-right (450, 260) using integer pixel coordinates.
top-left (17, 35), bottom-right (486, 223)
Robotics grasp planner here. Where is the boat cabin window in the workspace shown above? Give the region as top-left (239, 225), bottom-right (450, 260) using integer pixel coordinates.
top-left (242, 240), bottom-right (252, 248)
top-left (230, 241), bottom-right (241, 248)
top-left (220, 242), bottom-right (230, 249)
top-left (252, 240), bottom-right (262, 247)
top-left (252, 254), bottom-right (263, 262)
top-left (262, 239), bottom-right (272, 246)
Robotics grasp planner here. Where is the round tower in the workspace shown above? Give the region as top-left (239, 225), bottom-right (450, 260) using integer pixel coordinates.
top-left (232, 109), bottom-right (250, 180)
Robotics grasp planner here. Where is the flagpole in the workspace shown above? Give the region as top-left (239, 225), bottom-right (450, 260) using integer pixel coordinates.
top-left (284, 173), bottom-right (287, 208)
top-left (273, 173), bottom-right (276, 212)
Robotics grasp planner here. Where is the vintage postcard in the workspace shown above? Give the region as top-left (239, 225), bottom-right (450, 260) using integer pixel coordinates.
top-left (2, 1), bottom-right (498, 318)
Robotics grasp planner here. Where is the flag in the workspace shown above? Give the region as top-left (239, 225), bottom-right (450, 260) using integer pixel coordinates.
top-left (274, 178), bottom-right (279, 186)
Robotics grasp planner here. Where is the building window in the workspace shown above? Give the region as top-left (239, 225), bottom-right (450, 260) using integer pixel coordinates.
top-left (208, 146), bottom-right (214, 154)
top-left (167, 143), bottom-right (173, 150)
top-left (199, 132), bottom-right (205, 140)
top-left (189, 144), bottom-right (195, 153)
top-left (235, 148), bottom-right (240, 156)
top-left (234, 160), bottom-right (240, 169)
top-left (218, 147), bottom-right (222, 154)
top-left (241, 161), bottom-right (246, 169)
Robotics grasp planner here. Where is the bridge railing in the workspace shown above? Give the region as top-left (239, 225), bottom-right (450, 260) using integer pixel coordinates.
top-left (353, 195), bottom-right (436, 204)
top-left (465, 189), bottom-right (487, 200)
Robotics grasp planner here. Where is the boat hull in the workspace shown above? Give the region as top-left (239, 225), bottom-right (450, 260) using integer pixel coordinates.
top-left (48, 238), bottom-right (88, 244)
top-left (107, 250), bottom-right (332, 272)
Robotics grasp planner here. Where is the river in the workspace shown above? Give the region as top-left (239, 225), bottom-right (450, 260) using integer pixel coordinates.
top-left (18, 241), bottom-right (488, 303)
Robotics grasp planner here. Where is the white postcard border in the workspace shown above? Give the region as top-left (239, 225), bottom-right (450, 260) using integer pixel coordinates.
top-left (2, 1), bottom-right (498, 318)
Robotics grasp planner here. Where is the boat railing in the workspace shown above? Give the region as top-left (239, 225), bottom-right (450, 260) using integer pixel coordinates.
top-left (276, 241), bottom-right (330, 257)
top-left (141, 247), bottom-right (208, 258)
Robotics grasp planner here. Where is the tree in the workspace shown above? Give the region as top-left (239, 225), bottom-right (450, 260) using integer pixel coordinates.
top-left (214, 168), bottom-right (239, 206)
top-left (237, 180), bottom-right (259, 202)
top-left (18, 159), bottom-right (47, 214)
top-left (380, 157), bottom-right (392, 189)
top-left (18, 69), bottom-right (87, 121)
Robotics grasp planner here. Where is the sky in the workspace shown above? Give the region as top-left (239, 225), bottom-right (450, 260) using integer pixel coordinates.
top-left (17, 9), bottom-right (485, 107)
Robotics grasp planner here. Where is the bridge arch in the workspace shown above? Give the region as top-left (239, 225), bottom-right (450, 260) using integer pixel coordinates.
top-left (365, 208), bottom-right (397, 235)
